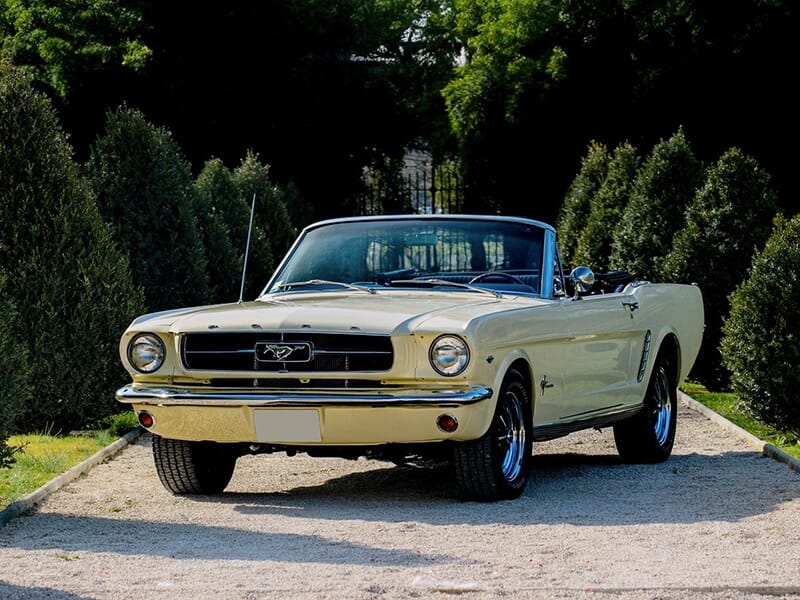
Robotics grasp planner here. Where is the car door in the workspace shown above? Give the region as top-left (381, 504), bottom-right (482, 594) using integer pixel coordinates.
top-left (560, 290), bottom-right (644, 420)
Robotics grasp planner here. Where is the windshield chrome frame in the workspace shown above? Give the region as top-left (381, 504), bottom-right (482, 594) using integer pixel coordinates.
top-left (258, 214), bottom-right (556, 300)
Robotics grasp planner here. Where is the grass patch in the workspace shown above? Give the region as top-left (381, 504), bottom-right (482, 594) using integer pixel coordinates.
top-left (681, 382), bottom-right (800, 461)
top-left (0, 430), bottom-right (115, 509)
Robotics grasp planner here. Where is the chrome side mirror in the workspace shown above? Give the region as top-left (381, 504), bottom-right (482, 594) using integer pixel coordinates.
top-left (569, 266), bottom-right (595, 300)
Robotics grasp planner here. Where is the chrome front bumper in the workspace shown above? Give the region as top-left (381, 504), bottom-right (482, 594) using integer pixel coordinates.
top-left (116, 384), bottom-right (495, 444)
top-left (116, 384), bottom-right (493, 407)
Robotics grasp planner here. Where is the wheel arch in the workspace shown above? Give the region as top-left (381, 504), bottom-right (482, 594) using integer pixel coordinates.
top-left (505, 357), bottom-right (534, 422)
top-left (654, 332), bottom-right (681, 387)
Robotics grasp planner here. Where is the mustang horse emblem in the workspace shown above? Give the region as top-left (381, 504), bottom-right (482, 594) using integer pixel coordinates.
top-left (256, 342), bottom-right (312, 362)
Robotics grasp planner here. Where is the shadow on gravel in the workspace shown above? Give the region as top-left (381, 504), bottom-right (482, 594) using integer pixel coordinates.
top-left (7, 512), bottom-right (459, 565)
top-left (0, 582), bottom-right (85, 599)
top-left (203, 449), bottom-right (798, 527)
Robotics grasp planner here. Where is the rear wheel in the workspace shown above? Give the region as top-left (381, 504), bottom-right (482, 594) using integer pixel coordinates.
top-left (452, 369), bottom-right (532, 501)
top-left (614, 355), bottom-right (677, 463)
top-left (152, 435), bottom-right (238, 495)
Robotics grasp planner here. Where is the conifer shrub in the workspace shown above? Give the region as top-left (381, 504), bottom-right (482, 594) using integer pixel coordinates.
top-left (610, 129), bottom-right (702, 280)
top-left (0, 60), bottom-right (145, 431)
top-left (195, 158), bottom-right (274, 300)
top-left (233, 151), bottom-right (297, 271)
top-left (556, 141), bottom-right (609, 268)
top-left (0, 272), bottom-right (30, 467)
top-left (573, 142), bottom-right (639, 272)
top-left (662, 148), bottom-right (779, 387)
top-left (721, 215), bottom-right (800, 430)
top-left (86, 105), bottom-right (210, 312)
top-left (193, 180), bottom-right (240, 304)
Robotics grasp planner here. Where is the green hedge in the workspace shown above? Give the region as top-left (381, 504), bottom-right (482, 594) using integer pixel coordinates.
top-left (610, 129), bottom-right (702, 280)
top-left (722, 215), bottom-right (800, 430)
top-left (663, 148), bottom-right (779, 386)
top-left (0, 60), bottom-right (145, 431)
top-left (556, 141), bottom-right (609, 268)
top-left (86, 105), bottom-right (210, 312)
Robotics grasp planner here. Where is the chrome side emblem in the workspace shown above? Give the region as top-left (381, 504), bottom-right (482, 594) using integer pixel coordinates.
top-left (255, 342), bottom-right (312, 362)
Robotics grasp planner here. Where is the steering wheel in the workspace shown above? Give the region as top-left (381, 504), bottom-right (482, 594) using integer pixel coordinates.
top-left (469, 272), bottom-right (527, 285)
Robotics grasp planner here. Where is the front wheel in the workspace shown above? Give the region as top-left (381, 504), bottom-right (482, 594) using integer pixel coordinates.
top-left (452, 369), bottom-right (532, 501)
top-left (152, 435), bottom-right (238, 495)
top-left (613, 355), bottom-right (677, 463)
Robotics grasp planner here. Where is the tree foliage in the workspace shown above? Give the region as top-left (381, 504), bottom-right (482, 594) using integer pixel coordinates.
top-left (432, 0), bottom-right (799, 223)
top-left (610, 129), bottom-right (702, 280)
top-left (721, 215), bottom-right (800, 430)
top-left (86, 104), bottom-right (210, 312)
top-left (662, 148), bottom-right (779, 386)
top-left (0, 59), bottom-right (144, 430)
top-left (0, 0), bottom-right (151, 98)
top-left (556, 141), bottom-right (609, 268)
top-left (0, 270), bottom-right (29, 467)
top-left (233, 152), bottom-right (297, 277)
top-left (572, 142), bottom-right (639, 272)
top-left (195, 158), bottom-right (274, 301)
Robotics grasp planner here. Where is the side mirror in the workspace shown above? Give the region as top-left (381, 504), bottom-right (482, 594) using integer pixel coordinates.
top-left (569, 266), bottom-right (595, 299)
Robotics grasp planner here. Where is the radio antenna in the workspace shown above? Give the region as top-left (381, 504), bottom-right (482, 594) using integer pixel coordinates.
top-left (238, 192), bottom-right (257, 304)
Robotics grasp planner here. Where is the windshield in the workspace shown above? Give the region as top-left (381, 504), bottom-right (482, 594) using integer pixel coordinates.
top-left (264, 218), bottom-right (545, 295)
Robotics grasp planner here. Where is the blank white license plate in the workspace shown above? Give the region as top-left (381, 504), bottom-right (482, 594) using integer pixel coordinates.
top-left (254, 409), bottom-right (321, 443)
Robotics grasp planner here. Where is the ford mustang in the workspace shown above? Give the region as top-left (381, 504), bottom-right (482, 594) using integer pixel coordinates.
top-left (117, 214), bottom-right (704, 501)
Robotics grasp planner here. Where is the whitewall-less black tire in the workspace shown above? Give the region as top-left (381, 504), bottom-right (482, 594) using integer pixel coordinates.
top-left (452, 368), bottom-right (532, 501)
top-left (613, 355), bottom-right (677, 463)
top-left (152, 435), bottom-right (238, 495)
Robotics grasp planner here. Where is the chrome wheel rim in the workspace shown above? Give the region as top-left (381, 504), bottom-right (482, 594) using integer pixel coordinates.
top-left (651, 365), bottom-right (672, 446)
top-left (496, 390), bottom-right (526, 481)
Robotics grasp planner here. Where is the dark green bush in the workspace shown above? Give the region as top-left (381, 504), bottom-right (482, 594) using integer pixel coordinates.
top-left (193, 182), bottom-right (240, 305)
top-left (0, 60), bottom-right (145, 431)
top-left (195, 158), bottom-right (275, 300)
top-left (721, 215), bottom-right (800, 430)
top-left (0, 272), bottom-right (30, 468)
top-left (610, 129), bottom-right (702, 280)
top-left (662, 148), bottom-right (779, 387)
top-left (86, 105), bottom-right (210, 312)
top-left (573, 142), bottom-right (639, 272)
top-left (556, 141), bottom-right (609, 268)
top-left (233, 151), bottom-right (297, 272)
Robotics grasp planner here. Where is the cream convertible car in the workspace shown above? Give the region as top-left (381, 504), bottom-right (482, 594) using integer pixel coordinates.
top-left (117, 215), bottom-right (703, 501)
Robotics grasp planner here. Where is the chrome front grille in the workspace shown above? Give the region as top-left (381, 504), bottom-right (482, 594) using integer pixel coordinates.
top-left (181, 332), bottom-right (393, 373)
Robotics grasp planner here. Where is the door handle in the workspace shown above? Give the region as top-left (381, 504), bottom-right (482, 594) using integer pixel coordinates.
top-left (621, 300), bottom-right (638, 318)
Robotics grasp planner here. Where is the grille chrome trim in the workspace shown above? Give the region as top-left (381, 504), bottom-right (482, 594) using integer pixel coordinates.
top-left (181, 331), bottom-right (394, 373)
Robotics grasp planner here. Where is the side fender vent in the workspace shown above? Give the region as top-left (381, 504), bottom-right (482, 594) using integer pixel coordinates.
top-left (637, 330), bottom-right (652, 383)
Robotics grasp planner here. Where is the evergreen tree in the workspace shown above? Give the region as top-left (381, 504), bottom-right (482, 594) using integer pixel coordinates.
top-left (573, 142), bottom-right (639, 272)
top-left (663, 148), bottom-right (779, 386)
top-left (233, 152), bottom-right (296, 275)
top-left (86, 105), bottom-right (210, 312)
top-left (722, 215), bottom-right (800, 429)
top-left (192, 179), bottom-right (240, 305)
top-left (0, 271), bottom-right (29, 467)
top-left (0, 60), bottom-right (144, 430)
top-left (195, 158), bottom-right (274, 300)
top-left (556, 141), bottom-right (610, 268)
top-left (610, 129), bottom-right (703, 280)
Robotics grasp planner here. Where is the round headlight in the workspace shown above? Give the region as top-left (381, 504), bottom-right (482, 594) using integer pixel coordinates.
top-left (429, 335), bottom-right (470, 377)
top-left (128, 333), bottom-right (166, 373)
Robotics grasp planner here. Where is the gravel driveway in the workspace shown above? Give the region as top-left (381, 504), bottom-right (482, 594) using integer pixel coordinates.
top-left (1, 402), bottom-right (799, 600)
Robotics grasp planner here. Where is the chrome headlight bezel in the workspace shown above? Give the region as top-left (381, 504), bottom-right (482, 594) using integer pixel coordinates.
top-left (429, 335), bottom-right (470, 377)
top-left (127, 333), bottom-right (166, 374)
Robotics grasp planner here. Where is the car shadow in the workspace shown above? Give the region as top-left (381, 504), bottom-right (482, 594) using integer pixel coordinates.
top-left (209, 448), bottom-right (799, 526)
top-left (0, 582), bottom-right (86, 599)
top-left (7, 512), bottom-right (460, 565)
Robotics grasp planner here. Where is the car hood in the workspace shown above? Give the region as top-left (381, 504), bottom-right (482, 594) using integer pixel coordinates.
top-left (129, 291), bottom-right (550, 336)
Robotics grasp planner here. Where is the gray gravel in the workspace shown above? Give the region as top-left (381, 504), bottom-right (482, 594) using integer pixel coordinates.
top-left (1, 402), bottom-right (799, 600)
